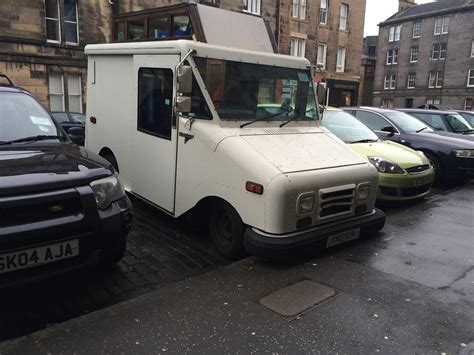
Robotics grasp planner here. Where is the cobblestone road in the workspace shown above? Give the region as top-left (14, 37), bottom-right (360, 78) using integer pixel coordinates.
top-left (0, 197), bottom-right (228, 341)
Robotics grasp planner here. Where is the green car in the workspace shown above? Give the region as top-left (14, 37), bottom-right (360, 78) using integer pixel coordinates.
top-left (322, 108), bottom-right (434, 201)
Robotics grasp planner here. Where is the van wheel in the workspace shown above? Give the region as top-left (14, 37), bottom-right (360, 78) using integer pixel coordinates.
top-left (424, 152), bottom-right (442, 184)
top-left (209, 201), bottom-right (245, 260)
top-left (102, 153), bottom-right (119, 173)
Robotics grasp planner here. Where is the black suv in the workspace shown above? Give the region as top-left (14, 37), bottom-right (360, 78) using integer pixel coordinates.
top-left (0, 77), bottom-right (132, 286)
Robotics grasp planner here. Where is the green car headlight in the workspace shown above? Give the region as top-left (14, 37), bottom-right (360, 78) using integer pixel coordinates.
top-left (90, 174), bottom-right (126, 210)
top-left (453, 149), bottom-right (474, 158)
top-left (368, 156), bottom-right (404, 174)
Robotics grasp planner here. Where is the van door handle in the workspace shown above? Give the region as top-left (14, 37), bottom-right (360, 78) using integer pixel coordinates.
top-left (179, 132), bottom-right (194, 144)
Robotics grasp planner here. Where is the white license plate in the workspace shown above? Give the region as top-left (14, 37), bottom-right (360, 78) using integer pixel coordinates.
top-left (0, 240), bottom-right (79, 274)
top-left (326, 228), bottom-right (360, 248)
top-left (414, 175), bottom-right (431, 187)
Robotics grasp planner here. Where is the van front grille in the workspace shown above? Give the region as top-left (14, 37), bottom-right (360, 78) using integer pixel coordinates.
top-left (319, 186), bottom-right (355, 219)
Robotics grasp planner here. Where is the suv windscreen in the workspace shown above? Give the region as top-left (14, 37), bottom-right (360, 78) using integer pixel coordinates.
top-left (0, 92), bottom-right (61, 142)
top-left (193, 57), bottom-right (317, 122)
top-left (323, 110), bottom-right (379, 143)
top-left (385, 112), bottom-right (433, 133)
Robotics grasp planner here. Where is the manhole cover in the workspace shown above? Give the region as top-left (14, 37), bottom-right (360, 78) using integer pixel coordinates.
top-left (259, 280), bottom-right (335, 318)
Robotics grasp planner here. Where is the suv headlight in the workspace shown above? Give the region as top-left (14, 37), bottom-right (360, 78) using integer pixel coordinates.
top-left (368, 156), bottom-right (404, 174)
top-left (297, 194), bottom-right (315, 214)
top-left (90, 174), bottom-right (126, 210)
top-left (357, 183), bottom-right (371, 201)
top-left (453, 149), bottom-right (474, 158)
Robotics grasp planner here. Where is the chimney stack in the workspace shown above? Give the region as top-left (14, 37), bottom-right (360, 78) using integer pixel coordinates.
top-left (399, 0), bottom-right (416, 11)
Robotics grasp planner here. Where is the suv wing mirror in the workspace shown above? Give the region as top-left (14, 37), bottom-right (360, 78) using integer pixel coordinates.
top-left (177, 65), bottom-right (192, 94)
top-left (68, 126), bottom-right (85, 145)
top-left (381, 126), bottom-right (396, 136)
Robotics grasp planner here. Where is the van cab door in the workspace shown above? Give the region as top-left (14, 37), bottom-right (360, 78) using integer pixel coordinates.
top-left (132, 54), bottom-right (179, 214)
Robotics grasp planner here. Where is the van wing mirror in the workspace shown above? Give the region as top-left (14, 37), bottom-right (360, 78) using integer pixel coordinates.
top-left (316, 84), bottom-right (327, 104)
top-left (177, 65), bottom-right (193, 94)
top-left (177, 96), bottom-right (191, 113)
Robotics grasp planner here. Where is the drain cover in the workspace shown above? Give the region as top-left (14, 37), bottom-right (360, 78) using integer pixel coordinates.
top-left (259, 280), bottom-right (335, 318)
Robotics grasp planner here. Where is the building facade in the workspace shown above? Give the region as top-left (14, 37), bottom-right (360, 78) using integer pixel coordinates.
top-left (359, 35), bottom-right (377, 106)
top-left (373, 0), bottom-right (474, 110)
top-left (0, 0), bottom-right (367, 111)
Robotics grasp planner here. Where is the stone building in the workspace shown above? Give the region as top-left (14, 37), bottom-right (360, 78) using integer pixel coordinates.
top-left (373, 0), bottom-right (474, 110)
top-left (0, 0), bottom-right (367, 110)
top-left (359, 35), bottom-right (377, 106)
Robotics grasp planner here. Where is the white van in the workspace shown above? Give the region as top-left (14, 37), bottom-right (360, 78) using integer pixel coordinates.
top-left (85, 40), bottom-right (385, 259)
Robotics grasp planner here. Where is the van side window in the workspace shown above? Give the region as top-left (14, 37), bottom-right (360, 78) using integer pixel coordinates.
top-left (137, 68), bottom-right (173, 139)
top-left (355, 111), bottom-right (390, 131)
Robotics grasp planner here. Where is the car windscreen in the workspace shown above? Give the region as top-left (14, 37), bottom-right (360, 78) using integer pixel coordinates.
top-left (0, 92), bottom-right (61, 142)
top-left (322, 110), bottom-right (379, 143)
top-left (445, 113), bottom-right (473, 133)
top-left (52, 112), bottom-right (70, 123)
top-left (385, 112), bottom-right (433, 133)
top-left (194, 57), bottom-right (317, 122)
top-left (459, 112), bottom-right (474, 126)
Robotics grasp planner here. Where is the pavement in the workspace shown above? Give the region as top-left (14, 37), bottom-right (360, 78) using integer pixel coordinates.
top-left (0, 183), bottom-right (473, 354)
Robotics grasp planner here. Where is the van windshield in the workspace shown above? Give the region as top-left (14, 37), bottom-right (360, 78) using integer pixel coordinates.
top-left (194, 57), bottom-right (317, 122)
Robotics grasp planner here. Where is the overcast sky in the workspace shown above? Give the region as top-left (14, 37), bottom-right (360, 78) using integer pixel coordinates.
top-left (364, 0), bottom-right (435, 36)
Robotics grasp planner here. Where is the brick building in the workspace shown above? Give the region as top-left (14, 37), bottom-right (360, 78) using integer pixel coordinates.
top-left (0, 0), bottom-right (367, 110)
top-left (373, 0), bottom-right (474, 110)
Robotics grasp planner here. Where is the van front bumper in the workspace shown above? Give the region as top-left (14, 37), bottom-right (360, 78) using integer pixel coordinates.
top-left (244, 208), bottom-right (385, 259)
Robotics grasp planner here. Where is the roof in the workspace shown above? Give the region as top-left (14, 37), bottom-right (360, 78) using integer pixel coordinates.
top-left (381, 0), bottom-right (474, 25)
top-left (85, 40), bottom-right (310, 70)
top-left (344, 107), bottom-right (399, 114)
top-left (398, 108), bottom-right (459, 114)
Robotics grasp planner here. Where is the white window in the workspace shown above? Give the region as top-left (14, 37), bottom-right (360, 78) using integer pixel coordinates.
top-left (45, 0), bottom-right (61, 43)
top-left (290, 38), bottom-right (306, 57)
top-left (431, 43), bottom-right (447, 60)
top-left (429, 72), bottom-right (443, 88)
top-left (317, 43), bottom-right (327, 70)
top-left (292, 0), bottom-right (307, 20)
top-left (410, 46), bottom-right (419, 62)
top-left (390, 75), bottom-right (396, 89)
top-left (381, 98), bottom-right (394, 108)
top-left (389, 25), bottom-right (401, 42)
top-left (464, 98), bottom-right (473, 110)
top-left (434, 17), bottom-right (449, 35)
top-left (49, 72), bottom-right (64, 110)
top-left (339, 4), bottom-right (348, 30)
top-left (407, 73), bottom-right (416, 88)
top-left (64, 0), bottom-right (79, 45)
top-left (386, 49), bottom-right (398, 65)
top-left (320, 0), bottom-right (328, 24)
top-left (471, 40), bottom-right (474, 57)
top-left (384, 75), bottom-right (390, 90)
top-left (336, 47), bottom-right (346, 72)
top-left (67, 74), bottom-right (82, 112)
top-left (384, 75), bottom-right (396, 89)
top-left (413, 21), bottom-right (421, 38)
top-left (426, 98), bottom-right (441, 105)
top-left (468, 69), bottom-right (474, 87)
top-left (243, 0), bottom-right (261, 15)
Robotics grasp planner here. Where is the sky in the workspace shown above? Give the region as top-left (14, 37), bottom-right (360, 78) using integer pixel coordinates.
top-left (364, 0), bottom-right (435, 36)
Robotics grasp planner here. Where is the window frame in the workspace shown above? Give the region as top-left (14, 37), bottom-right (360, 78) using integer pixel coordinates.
top-left (410, 46), bottom-right (419, 63)
top-left (292, 0), bottom-right (307, 20)
top-left (394, 25), bottom-right (401, 41)
top-left (336, 47), bottom-right (346, 72)
top-left (434, 17), bottom-right (449, 35)
top-left (471, 40), bottom-right (474, 57)
top-left (48, 72), bottom-right (65, 111)
top-left (67, 74), bottom-right (83, 113)
top-left (468, 69), bottom-right (474, 88)
top-left (390, 74), bottom-right (396, 89)
top-left (243, 0), bottom-right (261, 16)
top-left (317, 43), bottom-right (327, 70)
top-left (64, 0), bottom-right (79, 45)
top-left (339, 3), bottom-right (348, 30)
top-left (45, 0), bottom-right (61, 43)
top-left (441, 17), bottom-right (449, 34)
top-left (384, 75), bottom-right (390, 90)
top-left (290, 37), bottom-right (306, 57)
top-left (464, 98), bottom-right (473, 110)
top-left (412, 21), bottom-right (421, 38)
top-left (320, 0), bottom-right (328, 25)
top-left (407, 73), bottom-right (416, 89)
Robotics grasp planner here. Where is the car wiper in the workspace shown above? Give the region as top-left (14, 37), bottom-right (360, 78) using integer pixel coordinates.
top-left (461, 129), bottom-right (474, 134)
top-left (350, 139), bottom-right (379, 144)
top-left (240, 110), bottom-right (289, 128)
top-left (280, 108), bottom-right (315, 128)
top-left (0, 135), bottom-right (64, 146)
top-left (416, 127), bottom-right (429, 133)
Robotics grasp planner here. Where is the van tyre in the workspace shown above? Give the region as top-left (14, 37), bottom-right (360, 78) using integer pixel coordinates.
top-left (424, 152), bottom-right (442, 184)
top-left (209, 201), bottom-right (245, 260)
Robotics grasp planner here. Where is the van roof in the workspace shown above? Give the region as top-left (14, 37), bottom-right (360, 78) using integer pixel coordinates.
top-left (84, 40), bottom-right (311, 70)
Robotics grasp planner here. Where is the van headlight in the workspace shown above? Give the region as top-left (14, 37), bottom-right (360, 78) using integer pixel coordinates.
top-left (90, 174), bottom-right (126, 210)
top-left (298, 195), bottom-right (315, 214)
top-left (357, 183), bottom-right (371, 201)
top-left (368, 156), bottom-right (404, 174)
top-left (453, 149), bottom-right (474, 158)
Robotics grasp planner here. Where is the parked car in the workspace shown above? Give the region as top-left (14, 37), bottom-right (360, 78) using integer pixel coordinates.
top-left (398, 108), bottom-right (474, 135)
top-left (454, 110), bottom-right (474, 127)
top-left (417, 104), bottom-right (452, 110)
top-left (51, 111), bottom-right (86, 146)
top-left (342, 107), bottom-right (474, 183)
top-left (322, 108), bottom-right (433, 201)
top-left (0, 78), bottom-right (132, 286)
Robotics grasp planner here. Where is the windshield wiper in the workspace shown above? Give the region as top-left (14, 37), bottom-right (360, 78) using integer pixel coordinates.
top-left (461, 129), bottom-right (474, 134)
top-left (280, 108), bottom-right (314, 128)
top-left (416, 127), bottom-right (429, 133)
top-left (240, 110), bottom-right (289, 128)
top-left (350, 139), bottom-right (379, 144)
top-left (0, 135), bottom-right (63, 146)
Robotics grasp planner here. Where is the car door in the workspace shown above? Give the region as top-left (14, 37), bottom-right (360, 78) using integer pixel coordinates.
top-left (354, 110), bottom-right (401, 142)
top-left (131, 54), bottom-right (179, 214)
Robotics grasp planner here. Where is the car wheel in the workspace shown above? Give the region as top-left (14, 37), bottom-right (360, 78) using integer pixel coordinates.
top-left (102, 153), bottom-right (119, 173)
top-left (209, 200), bottom-right (245, 260)
top-left (424, 152), bottom-right (442, 184)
